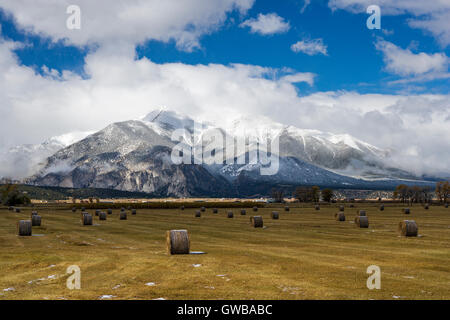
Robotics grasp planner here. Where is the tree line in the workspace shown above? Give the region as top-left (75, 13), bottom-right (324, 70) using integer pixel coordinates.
top-left (271, 180), bottom-right (449, 204)
top-left (0, 184), bottom-right (31, 206)
top-left (393, 181), bottom-right (449, 204)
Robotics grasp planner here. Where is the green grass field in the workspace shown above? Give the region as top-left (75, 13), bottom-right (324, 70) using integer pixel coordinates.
top-left (0, 204), bottom-right (449, 300)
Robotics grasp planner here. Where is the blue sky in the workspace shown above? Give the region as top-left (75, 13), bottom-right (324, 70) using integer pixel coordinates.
top-left (1, 0), bottom-right (448, 95)
top-left (0, 0), bottom-right (449, 177)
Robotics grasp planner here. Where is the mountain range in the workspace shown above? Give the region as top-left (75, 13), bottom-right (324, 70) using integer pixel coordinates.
top-left (0, 109), bottom-right (438, 197)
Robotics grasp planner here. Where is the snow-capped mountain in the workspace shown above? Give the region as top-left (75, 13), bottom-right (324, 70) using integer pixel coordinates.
top-left (27, 118), bottom-right (232, 197)
top-left (140, 109), bottom-right (385, 170)
top-left (19, 108), bottom-right (435, 197)
top-left (141, 110), bottom-right (405, 179)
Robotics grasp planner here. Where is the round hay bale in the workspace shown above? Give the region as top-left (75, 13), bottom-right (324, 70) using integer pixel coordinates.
top-left (424, 204), bottom-right (429, 210)
top-left (355, 216), bottom-right (369, 228)
top-left (107, 209), bottom-right (113, 215)
top-left (131, 209), bottom-right (137, 215)
top-left (240, 209), bottom-right (246, 215)
top-left (195, 210), bottom-right (201, 218)
top-left (335, 212), bottom-right (345, 221)
top-left (72, 207), bottom-right (77, 213)
top-left (15, 208), bottom-right (21, 213)
top-left (285, 206), bottom-right (290, 212)
top-left (99, 211), bottom-right (107, 221)
top-left (271, 211), bottom-right (279, 220)
top-left (8, 206), bottom-right (14, 211)
top-left (339, 205), bottom-right (345, 211)
top-left (253, 206), bottom-right (258, 212)
top-left (95, 209), bottom-right (100, 216)
top-left (200, 207), bottom-right (206, 212)
top-left (402, 208), bottom-right (410, 214)
top-left (212, 208), bottom-right (218, 214)
top-left (250, 216), bottom-right (263, 228)
top-left (166, 230), bottom-right (190, 255)
top-left (315, 205), bottom-right (320, 211)
top-left (17, 220), bottom-right (32, 236)
top-left (119, 211), bottom-right (127, 220)
top-left (81, 213), bottom-right (93, 226)
top-left (180, 206), bottom-right (185, 211)
top-left (31, 215), bottom-right (41, 227)
top-left (227, 211), bottom-right (234, 218)
top-left (398, 220), bottom-right (418, 237)
top-left (358, 210), bottom-right (366, 216)
top-left (379, 204), bottom-right (385, 211)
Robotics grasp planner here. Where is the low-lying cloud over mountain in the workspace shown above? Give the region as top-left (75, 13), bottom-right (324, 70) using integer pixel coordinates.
top-left (0, 131), bottom-right (92, 179)
top-left (0, 109), bottom-right (434, 197)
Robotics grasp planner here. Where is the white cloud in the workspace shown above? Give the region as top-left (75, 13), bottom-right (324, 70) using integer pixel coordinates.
top-left (408, 11), bottom-right (450, 48)
top-left (280, 73), bottom-right (315, 86)
top-left (328, 0), bottom-right (450, 47)
top-left (290, 92), bottom-right (450, 176)
top-left (382, 29), bottom-right (394, 36)
top-left (240, 13), bottom-right (290, 35)
top-left (0, 37), bottom-right (314, 150)
top-left (375, 39), bottom-right (449, 80)
top-left (0, 0), bottom-right (254, 50)
top-left (291, 39), bottom-right (328, 56)
top-left (301, 0), bottom-right (311, 14)
top-left (0, 37), bottom-right (449, 177)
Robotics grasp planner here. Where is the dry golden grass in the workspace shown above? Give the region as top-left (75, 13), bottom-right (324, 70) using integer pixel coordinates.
top-left (0, 204), bottom-right (449, 300)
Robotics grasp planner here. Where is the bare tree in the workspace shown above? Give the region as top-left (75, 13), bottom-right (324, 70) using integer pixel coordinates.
top-left (321, 188), bottom-right (334, 202)
top-left (294, 186), bottom-right (320, 203)
top-left (271, 189), bottom-right (284, 203)
top-left (436, 181), bottom-right (450, 203)
top-left (394, 184), bottom-right (408, 203)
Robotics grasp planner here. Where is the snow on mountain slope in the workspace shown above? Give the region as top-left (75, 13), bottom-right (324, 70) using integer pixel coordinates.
top-left (142, 109), bottom-right (196, 134)
top-left (140, 110), bottom-right (391, 177)
top-left (17, 108), bottom-right (435, 196)
top-left (213, 114), bottom-right (391, 178)
top-left (36, 120), bottom-right (175, 178)
top-left (141, 108), bottom-right (214, 141)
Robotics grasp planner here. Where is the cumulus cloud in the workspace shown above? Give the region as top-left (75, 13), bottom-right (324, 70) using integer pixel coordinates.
top-left (0, 36), bottom-right (314, 149)
top-left (328, 0), bottom-right (450, 47)
top-left (291, 38), bottom-right (328, 56)
top-left (0, 0), bottom-right (254, 50)
top-left (240, 13), bottom-right (290, 35)
top-left (375, 39), bottom-right (449, 81)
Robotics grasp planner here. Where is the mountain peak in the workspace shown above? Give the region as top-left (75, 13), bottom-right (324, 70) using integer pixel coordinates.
top-left (141, 108), bottom-right (196, 132)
